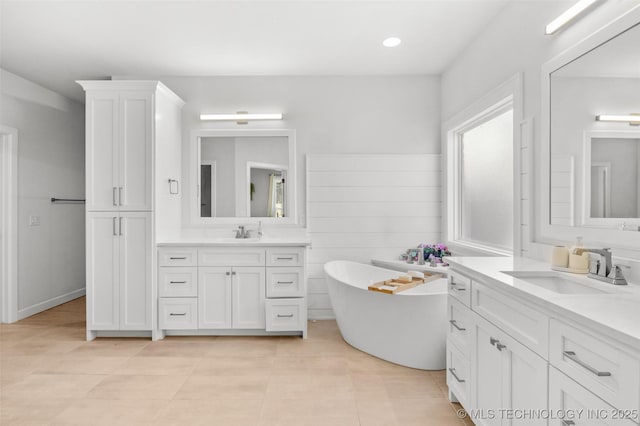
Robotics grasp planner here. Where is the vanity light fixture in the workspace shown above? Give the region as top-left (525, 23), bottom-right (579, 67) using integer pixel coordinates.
top-left (200, 112), bottom-right (283, 125)
top-left (382, 37), bottom-right (402, 47)
top-left (545, 0), bottom-right (599, 35)
top-left (595, 114), bottom-right (640, 126)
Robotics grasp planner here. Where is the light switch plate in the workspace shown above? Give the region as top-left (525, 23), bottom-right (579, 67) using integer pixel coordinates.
top-left (29, 215), bottom-right (41, 226)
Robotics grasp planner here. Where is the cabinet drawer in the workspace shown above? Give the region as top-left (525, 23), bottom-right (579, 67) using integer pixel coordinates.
top-left (448, 271), bottom-right (471, 307)
top-left (199, 248), bottom-right (265, 267)
top-left (158, 248), bottom-right (197, 267)
top-left (448, 297), bottom-right (471, 358)
top-left (266, 247), bottom-right (305, 267)
top-left (159, 298), bottom-right (198, 330)
top-left (159, 267), bottom-right (197, 297)
top-left (550, 319), bottom-right (640, 413)
top-left (265, 298), bottom-right (305, 332)
top-left (472, 280), bottom-right (548, 357)
top-left (446, 339), bottom-right (470, 408)
top-left (549, 366), bottom-right (636, 426)
top-left (266, 267), bottom-right (304, 298)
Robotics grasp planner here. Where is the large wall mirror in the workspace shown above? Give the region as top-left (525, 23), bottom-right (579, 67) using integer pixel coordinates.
top-left (190, 129), bottom-right (296, 225)
top-left (548, 18), bottom-right (640, 229)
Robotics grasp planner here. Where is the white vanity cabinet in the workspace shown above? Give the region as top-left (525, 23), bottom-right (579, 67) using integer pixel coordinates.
top-left (447, 261), bottom-right (640, 426)
top-left (80, 80), bottom-right (185, 341)
top-left (448, 268), bottom-right (548, 426)
top-left (157, 245), bottom-right (307, 338)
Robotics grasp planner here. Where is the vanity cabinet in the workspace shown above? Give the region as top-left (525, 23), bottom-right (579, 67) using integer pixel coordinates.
top-left (447, 262), bottom-right (640, 426)
top-left (80, 80), bottom-right (185, 341)
top-left (157, 245), bottom-right (307, 338)
top-left (86, 211), bottom-right (152, 331)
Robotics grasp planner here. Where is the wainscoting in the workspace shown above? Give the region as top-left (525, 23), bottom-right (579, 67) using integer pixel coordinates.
top-left (306, 154), bottom-right (442, 319)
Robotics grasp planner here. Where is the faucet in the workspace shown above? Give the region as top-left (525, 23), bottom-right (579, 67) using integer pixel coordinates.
top-left (234, 225), bottom-right (246, 239)
top-left (574, 247), bottom-right (627, 285)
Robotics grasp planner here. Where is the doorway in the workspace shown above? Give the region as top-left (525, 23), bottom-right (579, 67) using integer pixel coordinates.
top-left (1, 125), bottom-right (18, 323)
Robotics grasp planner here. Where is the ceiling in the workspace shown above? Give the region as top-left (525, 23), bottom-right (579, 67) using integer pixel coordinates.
top-left (0, 0), bottom-right (510, 103)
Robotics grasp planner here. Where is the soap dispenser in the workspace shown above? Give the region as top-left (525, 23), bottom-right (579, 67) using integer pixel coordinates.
top-left (570, 236), bottom-right (583, 254)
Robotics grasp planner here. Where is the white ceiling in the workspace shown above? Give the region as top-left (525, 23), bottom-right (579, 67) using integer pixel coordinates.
top-left (0, 0), bottom-right (510, 103)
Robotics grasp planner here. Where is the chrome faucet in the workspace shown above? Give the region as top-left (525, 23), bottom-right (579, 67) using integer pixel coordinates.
top-left (574, 248), bottom-right (627, 285)
top-left (234, 225), bottom-right (246, 239)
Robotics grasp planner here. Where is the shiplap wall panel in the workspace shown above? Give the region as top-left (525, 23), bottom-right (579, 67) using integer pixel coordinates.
top-left (306, 154), bottom-right (442, 320)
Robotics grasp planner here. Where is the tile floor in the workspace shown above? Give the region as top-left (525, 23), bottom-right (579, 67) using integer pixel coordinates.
top-left (0, 297), bottom-right (473, 425)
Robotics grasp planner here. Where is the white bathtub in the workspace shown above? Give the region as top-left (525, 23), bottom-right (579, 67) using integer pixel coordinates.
top-left (324, 260), bottom-right (447, 370)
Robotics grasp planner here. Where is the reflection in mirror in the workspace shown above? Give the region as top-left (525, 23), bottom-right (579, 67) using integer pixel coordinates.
top-left (249, 165), bottom-right (286, 218)
top-left (588, 136), bottom-right (639, 219)
top-left (199, 136), bottom-right (288, 218)
top-left (550, 22), bottom-right (640, 227)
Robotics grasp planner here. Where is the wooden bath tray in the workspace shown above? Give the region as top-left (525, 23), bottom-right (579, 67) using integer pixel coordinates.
top-left (368, 273), bottom-right (443, 294)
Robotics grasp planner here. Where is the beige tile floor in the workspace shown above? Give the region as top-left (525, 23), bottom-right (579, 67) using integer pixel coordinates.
top-left (0, 297), bottom-right (473, 425)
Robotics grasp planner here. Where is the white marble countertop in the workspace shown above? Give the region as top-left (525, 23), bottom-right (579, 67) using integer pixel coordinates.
top-left (157, 236), bottom-right (311, 247)
top-left (447, 256), bottom-right (640, 351)
top-left (371, 258), bottom-right (449, 276)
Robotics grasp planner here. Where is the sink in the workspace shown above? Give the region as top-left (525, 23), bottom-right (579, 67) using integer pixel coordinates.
top-left (501, 271), bottom-right (611, 295)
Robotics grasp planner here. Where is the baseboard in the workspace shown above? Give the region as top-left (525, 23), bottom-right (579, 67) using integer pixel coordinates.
top-left (17, 287), bottom-right (85, 320)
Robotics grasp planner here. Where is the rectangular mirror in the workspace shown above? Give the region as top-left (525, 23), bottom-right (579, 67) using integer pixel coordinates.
top-left (549, 21), bottom-right (640, 228)
top-left (190, 129), bottom-right (296, 224)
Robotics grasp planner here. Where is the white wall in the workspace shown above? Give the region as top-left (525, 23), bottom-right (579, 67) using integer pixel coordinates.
top-left (441, 0), bottom-right (640, 259)
top-left (118, 75), bottom-right (442, 228)
top-left (0, 69), bottom-right (86, 317)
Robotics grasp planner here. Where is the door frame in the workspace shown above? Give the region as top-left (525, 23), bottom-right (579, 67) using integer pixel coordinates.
top-left (1, 125), bottom-right (18, 323)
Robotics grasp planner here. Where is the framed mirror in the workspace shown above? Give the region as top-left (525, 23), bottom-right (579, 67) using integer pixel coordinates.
top-left (540, 7), bottom-right (640, 252)
top-left (190, 129), bottom-right (297, 225)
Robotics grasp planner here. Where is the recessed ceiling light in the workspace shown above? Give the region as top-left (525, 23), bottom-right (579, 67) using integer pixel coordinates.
top-left (382, 37), bottom-right (401, 48)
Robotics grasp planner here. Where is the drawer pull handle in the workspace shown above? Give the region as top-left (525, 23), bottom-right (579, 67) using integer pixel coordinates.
top-left (113, 187), bottom-right (118, 206)
top-left (277, 257), bottom-right (294, 260)
top-left (563, 351), bottom-right (611, 377)
top-left (170, 257), bottom-right (187, 260)
top-left (169, 313), bottom-right (187, 316)
top-left (277, 314), bottom-right (294, 318)
top-left (450, 282), bottom-right (466, 291)
top-left (448, 368), bottom-right (465, 383)
top-left (276, 281), bottom-right (294, 284)
top-left (169, 281), bottom-right (187, 284)
top-left (496, 342), bottom-right (507, 351)
top-left (562, 421), bottom-right (575, 426)
top-left (490, 337), bottom-right (499, 346)
top-left (449, 320), bottom-right (466, 331)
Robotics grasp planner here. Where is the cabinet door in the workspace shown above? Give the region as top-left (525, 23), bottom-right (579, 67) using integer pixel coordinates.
top-left (502, 327), bottom-right (548, 426)
top-left (232, 267), bottom-right (266, 329)
top-left (118, 212), bottom-right (152, 330)
top-left (472, 315), bottom-right (504, 426)
top-left (86, 212), bottom-right (119, 330)
top-left (86, 92), bottom-right (119, 211)
top-left (119, 92), bottom-right (152, 211)
top-left (199, 267), bottom-right (232, 329)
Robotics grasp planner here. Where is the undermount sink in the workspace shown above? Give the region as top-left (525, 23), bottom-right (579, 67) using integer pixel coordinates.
top-left (501, 271), bottom-right (611, 295)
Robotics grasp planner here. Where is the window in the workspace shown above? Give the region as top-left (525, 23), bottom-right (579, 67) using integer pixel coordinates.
top-left (445, 75), bottom-right (521, 256)
top-left (458, 108), bottom-right (513, 252)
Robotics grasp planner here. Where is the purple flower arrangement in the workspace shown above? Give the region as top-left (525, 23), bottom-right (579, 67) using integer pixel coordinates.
top-left (418, 243), bottom-right (451, 264)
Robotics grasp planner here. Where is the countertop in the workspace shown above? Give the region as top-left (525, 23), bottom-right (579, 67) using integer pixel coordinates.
top-left (447, 256), bottom-right (640, 351)
top-left (157, 236), bottom-right (311, 247)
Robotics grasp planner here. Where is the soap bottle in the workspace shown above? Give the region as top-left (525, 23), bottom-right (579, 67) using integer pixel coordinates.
top-left (570, 236), bottom-right (583, 254)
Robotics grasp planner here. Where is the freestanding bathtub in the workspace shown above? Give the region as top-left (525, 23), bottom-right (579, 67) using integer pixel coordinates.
top-left (324, 260), bottom-right (447, 370)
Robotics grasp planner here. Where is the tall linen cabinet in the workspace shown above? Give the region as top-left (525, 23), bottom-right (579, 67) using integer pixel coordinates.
top-left (78, 81), bottom-right (184, 341)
